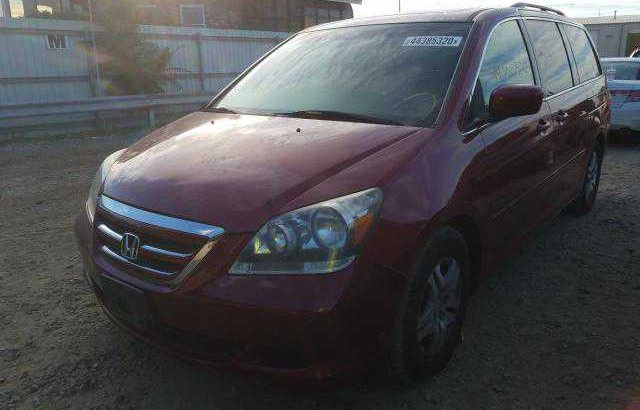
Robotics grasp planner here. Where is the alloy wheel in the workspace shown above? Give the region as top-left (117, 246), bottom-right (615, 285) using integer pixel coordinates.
top-left (417, 256), bottom-right (463, 355)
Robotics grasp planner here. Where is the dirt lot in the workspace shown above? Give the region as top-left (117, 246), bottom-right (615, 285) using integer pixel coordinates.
top-left (1, 133), bottom-right (639, 410)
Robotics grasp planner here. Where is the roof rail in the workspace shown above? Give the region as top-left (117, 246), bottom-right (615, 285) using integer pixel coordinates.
top-left (511, 2), bottom-right (566, 16)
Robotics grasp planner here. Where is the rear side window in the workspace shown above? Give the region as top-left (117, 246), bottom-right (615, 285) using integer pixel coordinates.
top-left (564, 25), bottom-right (601, 82)
top-left (526, 20), bottom-right (574, 95)
top-left (467, 20), bottom-right (535, 125)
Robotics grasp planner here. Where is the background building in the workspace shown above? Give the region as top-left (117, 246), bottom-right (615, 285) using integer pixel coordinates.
top-left (0, 0), bottom-right (88, 19)
top-left (0, 0), bottom-right (360, 136)
top-left (134, 0), bottom-right (357, 31)
top-left (0, 0), bottom-right (359, 32)
top-left (577, 15), bottom-right (640, 57)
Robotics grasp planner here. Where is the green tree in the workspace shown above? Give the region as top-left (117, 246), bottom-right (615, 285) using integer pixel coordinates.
top-left (94, 0), bottom-right (175, 95)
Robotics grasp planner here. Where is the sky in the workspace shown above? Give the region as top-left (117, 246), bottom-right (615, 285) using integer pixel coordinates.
top-left (352, 0), bottom-right (640, 18)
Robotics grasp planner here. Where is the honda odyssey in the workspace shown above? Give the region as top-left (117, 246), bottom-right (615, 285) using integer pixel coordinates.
top-left (76, 3), bottom-right (610, 382)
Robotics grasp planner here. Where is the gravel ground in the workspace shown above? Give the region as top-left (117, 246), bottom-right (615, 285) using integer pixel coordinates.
top-left (1, 133), bottom-right (639, 410)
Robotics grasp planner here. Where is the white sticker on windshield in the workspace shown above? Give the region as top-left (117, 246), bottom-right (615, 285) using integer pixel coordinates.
top-left (402, 36), bottom-right (463, 47)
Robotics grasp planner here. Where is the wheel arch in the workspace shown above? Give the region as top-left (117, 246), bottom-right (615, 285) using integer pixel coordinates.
top-left (595, 129), bottom-right (607, 153)
top-left (412, 209), bottom-right (485, 293)
top-left (443, 215), bottom-right (483, 293)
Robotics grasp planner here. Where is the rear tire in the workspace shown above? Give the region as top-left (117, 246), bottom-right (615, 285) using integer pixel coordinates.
top-left (570, 140), bottom-right (604, 215)
top-left (388, 227), bottom-right (470, 384)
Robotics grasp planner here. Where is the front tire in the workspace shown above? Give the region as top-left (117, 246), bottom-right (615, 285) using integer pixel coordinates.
top-left (570, 140), bottom-right (604, 215)
top-left (388, 227), bottom-right (470, 384)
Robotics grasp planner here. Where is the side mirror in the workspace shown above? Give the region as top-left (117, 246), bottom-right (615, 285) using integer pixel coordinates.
top-left (488, 84), bottom-right (544, 121)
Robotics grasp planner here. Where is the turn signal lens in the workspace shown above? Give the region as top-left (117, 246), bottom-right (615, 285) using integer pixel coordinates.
top-left (86, 149), bottom-right (125, 223)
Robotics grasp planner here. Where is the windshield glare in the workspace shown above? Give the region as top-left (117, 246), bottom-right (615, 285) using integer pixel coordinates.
top-left (212, 23), bottom-right (471, 127)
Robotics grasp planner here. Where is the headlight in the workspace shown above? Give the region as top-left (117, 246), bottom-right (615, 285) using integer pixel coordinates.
top-left (230, 188), bottom-right (383, 275)
top-left (85, 149), bottom-right (125, 223)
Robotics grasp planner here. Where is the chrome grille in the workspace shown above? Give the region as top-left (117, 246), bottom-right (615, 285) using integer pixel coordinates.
top-left (94, 195), bottom-right (224, 281)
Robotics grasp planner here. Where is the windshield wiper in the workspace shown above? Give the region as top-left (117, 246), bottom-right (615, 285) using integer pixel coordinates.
top-left (204, 106), bottom-right (239, 114)
top-left (274, 110), bottom-right (403, 126)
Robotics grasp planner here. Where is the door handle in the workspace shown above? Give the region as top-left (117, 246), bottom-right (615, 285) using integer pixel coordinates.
top-left (537, 119), bottom-right (552, 134)
top-left (555, 110), bottom-right (570, 122)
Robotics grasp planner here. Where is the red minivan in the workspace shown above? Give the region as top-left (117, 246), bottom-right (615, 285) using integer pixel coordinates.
top-left (75, 4), bottom-right (610, 382)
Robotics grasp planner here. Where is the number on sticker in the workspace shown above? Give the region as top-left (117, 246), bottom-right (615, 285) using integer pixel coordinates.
top-left (402, 36), bottom-right (463, 47)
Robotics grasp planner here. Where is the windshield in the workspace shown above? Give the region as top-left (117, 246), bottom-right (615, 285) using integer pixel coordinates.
top-left (605, 61), bottom-right (640, 81)
top-left (210, 23), bottom-right (471, 127)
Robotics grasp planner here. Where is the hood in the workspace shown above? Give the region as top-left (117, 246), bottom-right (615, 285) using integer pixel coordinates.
top-left (103, 112), bottom-right (420, 232)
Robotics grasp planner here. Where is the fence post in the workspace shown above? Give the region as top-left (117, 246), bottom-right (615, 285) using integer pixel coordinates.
top-left (94, 111), bottom-right (104, 133)
top-left (84, 30), bottom-right (98, 97)
top-left (1, 0), bottom-right (11, 18)
top-left (148, 107), bottom-right (156, 128)
top-left (196, 33), bottom-right (205, 92)
top-left (0, 0), bottom-right (11, 19)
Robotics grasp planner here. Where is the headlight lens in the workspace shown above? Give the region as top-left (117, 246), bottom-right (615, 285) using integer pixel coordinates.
top-left (312, 207), bottom-right (348, 249)
top-left (230, 188), bottom-right (383, 275)
top-left (86, 149), bottom-right (125, 223)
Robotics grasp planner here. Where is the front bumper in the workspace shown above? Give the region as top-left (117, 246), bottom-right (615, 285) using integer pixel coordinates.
top-left (74, 209), bottom-right (402, 380)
